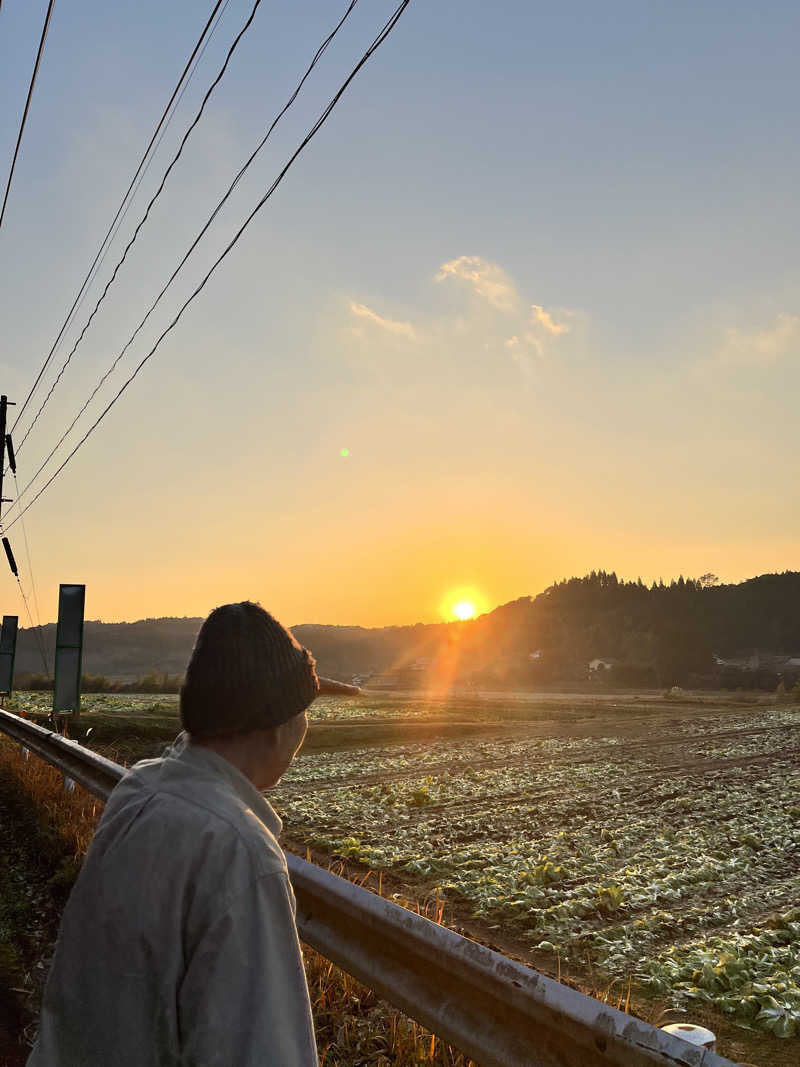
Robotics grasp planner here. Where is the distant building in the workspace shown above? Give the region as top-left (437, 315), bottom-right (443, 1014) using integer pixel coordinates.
top-left (714, 652), bottom-right (761, 670)
top-left (714, 652), bottom-right (800, 673)
top-left (589, 657), bottom-right (615, 673)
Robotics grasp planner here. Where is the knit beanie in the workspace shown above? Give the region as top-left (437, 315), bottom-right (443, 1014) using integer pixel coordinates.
top-left (180, 602), bottom-right (319, 738)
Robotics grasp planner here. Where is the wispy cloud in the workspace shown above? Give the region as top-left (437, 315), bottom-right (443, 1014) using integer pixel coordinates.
top-left (349, 302), bottom-right (417, 341)
top-left (715, 313), bottom-right (800, 367)
top-left (531, 304), bottom-right (569, 335)
top-left (434, 255), bottom-right (517, 312)
top-left (503, 304), bottom-right (572, 360)
top-left (343, 256), bottom-right (579, 383)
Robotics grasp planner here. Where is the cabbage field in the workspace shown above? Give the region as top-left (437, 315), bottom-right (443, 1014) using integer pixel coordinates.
top-left (9, 688), bottom-right (799, 1051)
top-left (273, 700), bottom-right (800, 1044)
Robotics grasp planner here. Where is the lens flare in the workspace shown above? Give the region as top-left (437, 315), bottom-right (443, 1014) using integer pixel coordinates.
top-left (440, 587), bottom-right (488, 622)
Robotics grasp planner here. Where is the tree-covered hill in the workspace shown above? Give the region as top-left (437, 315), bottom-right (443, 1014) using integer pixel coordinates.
top-left (9, 570), bottom-right (800, 688)
top-left (296, 571), bottom-right (800, 686)
top-left (14, 618), bottom-right (204, 683)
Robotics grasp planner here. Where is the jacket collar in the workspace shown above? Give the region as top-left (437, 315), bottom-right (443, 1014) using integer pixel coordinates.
top-left (167, 732), bottom-right (283, 837)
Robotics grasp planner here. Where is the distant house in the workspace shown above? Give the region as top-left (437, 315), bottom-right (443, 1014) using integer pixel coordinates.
top-left (711, 652), bottom-right (800, 688)
top-left (529, 650), bottom-right (543, 660)
top-left (589, 658), bottom-right (615, 673)
top-left (714, 652), bottom-right (800, 673)
top-left (714, 653), bottom-right (760, 670)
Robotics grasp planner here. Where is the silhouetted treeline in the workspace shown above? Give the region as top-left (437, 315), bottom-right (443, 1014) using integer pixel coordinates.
top-left (13, 618), bottom-right (202, 682)
top-left (518, 570), bottom-right (800, 688)
top-left (10, 571), bottom-right (800, 691)
top-left (293, 571), bottom-right (800, 689)
top-left (15, 671), bottom-right (183, 694)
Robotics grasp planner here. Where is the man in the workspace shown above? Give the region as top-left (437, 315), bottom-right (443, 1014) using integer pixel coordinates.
top-left (28, 602), bottom-right (319, 1066)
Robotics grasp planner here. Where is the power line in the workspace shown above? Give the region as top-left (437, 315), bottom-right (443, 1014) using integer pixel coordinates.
top-left (0, 518), bottom-right (50, 677)
top-left (0, 428), bottom-right (50, 675)
top-left (53, 1), bottom-right (232, 378)
top-left (0, 0), bottom-right (57, 231)
top-left (10, 470), bottom-right (51, 677)
top-left (12, 0), bottom-right (230, 443)
top-left (9, 0), bottom-right (228, 439)
top-left (15, 576), bottom-right (50, 678)
top-left (14, 0), bottom-right (263, 458)
top-left (1, 0), bottom-right (412, 535)
top-left (11, 0), bottom-right (361, 506)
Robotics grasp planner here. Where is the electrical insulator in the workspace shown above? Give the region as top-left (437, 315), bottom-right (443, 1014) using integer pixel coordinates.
top-left (2, 537), bottom-right (18, 578)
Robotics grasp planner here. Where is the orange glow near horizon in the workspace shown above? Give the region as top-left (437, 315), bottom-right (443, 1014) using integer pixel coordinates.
top-left (441, 587), bottom-right (489, 623)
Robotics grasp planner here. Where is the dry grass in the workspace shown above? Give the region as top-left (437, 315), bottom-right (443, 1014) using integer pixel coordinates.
top-left (304, 861), bottom-right (474, 1065)
top-left (0, 740), bottom-right (476, 1066)
top-left (0, 741), bottom-right (101, 882)
top-left (306, 945), bottom-right (474, 1066)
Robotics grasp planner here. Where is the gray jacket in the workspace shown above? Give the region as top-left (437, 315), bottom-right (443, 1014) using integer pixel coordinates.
top-left (28, 735), bottom-right (317, 1066)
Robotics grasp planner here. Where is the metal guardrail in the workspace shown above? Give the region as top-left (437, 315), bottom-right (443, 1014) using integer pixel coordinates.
top-left (0, 707), bottom-right (121, 796)
top-left (0, 708), bottom-right (737, 1067)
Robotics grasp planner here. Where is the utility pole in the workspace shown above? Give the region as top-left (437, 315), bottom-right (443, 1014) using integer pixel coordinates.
top-left (0, 395), bottom-right (16, 524)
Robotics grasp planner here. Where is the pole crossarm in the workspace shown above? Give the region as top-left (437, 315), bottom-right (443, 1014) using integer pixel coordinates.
top-left (0, 709), bottom-right (735, 1067)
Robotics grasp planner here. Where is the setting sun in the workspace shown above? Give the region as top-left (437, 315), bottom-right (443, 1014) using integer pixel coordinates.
top-left (440, 587), bottom-right (489, 622)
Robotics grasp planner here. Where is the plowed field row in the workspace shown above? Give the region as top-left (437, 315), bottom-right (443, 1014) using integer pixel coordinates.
top-left (280, 721), bottom-right (799, 794)
top-left (274, 704), bottom-right (800, 1049)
